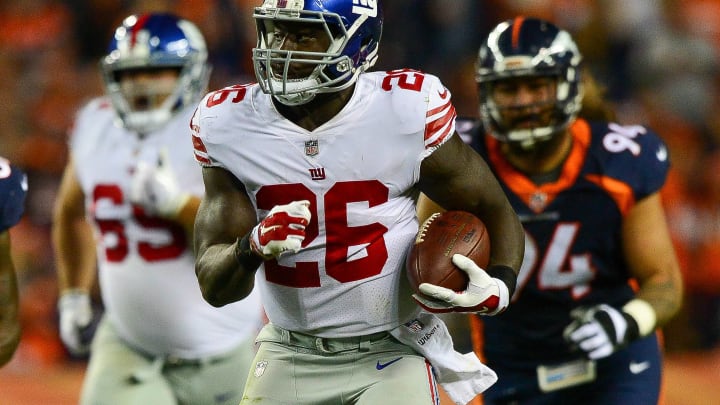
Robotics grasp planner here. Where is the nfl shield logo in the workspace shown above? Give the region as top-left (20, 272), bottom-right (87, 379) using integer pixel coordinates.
top-left (304, 140), bottom-right (319, 156)
top-left (254, 360), bottom-right (268, 377)
top-left (405, 319), bottom-right (425, 332)
top-left (529, 191), bottom-right (548, 213)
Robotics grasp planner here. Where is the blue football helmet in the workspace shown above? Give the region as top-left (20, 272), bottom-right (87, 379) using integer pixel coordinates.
top-left (253, 0), bottom-right (383, 106)
top-left (476, 17), bottom-right (583, 149)
top-left (101, 13), bottom-right (210, 134)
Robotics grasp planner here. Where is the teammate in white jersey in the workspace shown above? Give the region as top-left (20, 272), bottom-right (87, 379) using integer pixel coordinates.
top-left (192, 2), bottom-right (524, 404)
top-left (52, 13), bottom-right (263, 405)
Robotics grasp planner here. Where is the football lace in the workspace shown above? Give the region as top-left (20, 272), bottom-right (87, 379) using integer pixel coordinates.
top-left (415, 212), bottom-right (441, 243)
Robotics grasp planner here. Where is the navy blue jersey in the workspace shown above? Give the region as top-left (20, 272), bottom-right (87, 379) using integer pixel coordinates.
top-left (463, 118), bottom-right (669, 366)
top-left (0, 157), bottom-right (27, 232)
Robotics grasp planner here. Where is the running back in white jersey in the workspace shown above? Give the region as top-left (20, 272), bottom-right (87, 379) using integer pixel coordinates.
top-left (70, 97), bottom-right (263, 358)
top-left (192, 69), bottom-right (456, 337)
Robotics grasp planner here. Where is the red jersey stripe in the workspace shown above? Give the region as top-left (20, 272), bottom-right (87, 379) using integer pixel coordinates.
top-left (425, 104), bottom-right (456, 147)
top-left (427, 99), bottom-right (453, 119)
top-left (191, 133), bottom-right (208, 153)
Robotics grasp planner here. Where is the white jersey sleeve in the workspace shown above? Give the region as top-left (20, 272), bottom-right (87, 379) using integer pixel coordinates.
top-left (423, 74), bottom-right (456, 153)
top-left (192, 71), bottom-right (457, 337)
top-left (70, 98), bottom-right (263, 358)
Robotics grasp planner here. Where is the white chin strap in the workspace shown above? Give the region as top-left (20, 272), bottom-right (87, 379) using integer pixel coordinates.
top-left (269, 76), bottom-right (321, 106)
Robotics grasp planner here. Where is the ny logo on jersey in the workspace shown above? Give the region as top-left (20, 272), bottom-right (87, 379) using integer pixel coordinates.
top-left (309, 167), bottom-right (326, 180)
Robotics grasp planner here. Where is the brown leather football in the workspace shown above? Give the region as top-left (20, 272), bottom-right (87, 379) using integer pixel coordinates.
top-left (406, 211), bottom-right (491, 294)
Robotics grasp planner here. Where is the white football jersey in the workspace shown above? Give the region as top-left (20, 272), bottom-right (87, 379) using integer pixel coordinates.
top-left (192, 70), bottom-right (456, 337)
top-left (70, 98), bottom-right (263, 358)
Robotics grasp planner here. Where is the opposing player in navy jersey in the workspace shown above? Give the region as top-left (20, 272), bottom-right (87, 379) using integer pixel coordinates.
top-left (0, 157), bottom-right (27, 367)
top-left (419, 17), bottom-right (683, 405)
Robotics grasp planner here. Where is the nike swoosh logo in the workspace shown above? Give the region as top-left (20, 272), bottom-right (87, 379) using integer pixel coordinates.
top-left (438, 88), bottom-right (449, 99)
top-left (629, 361), bottom-right (650, 374)
top-left (259, 225), bottom-right (280, 234)
top-left (376, 357), bottom-right (403, 370)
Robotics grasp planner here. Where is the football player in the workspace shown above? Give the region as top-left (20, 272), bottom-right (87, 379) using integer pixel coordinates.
top-left (52, 13), bottom-right (263, 405)
top-left (419, 17), bottom-right (683, 404)
top-left (191, 1), bottom-right (525, 404)
top-left (0, 157), bottom-right (27, 367)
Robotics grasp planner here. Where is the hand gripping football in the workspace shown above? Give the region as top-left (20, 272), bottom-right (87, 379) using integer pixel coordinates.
top-left (406, 211), bottom-right (491, 295)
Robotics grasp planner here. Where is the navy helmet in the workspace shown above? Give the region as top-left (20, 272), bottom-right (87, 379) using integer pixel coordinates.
top-left (476, 17), bottom-right (583, 148)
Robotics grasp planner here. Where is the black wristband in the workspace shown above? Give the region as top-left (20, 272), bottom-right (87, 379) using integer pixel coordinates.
top-left (620, 311), bottom-right (641, 343)
top-left (486, 264), bottom-right (517, 297)
top-left (233, 233), bottom-right (262, 270)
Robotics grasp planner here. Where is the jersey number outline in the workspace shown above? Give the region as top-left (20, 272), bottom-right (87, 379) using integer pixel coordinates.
top-left (202, 73), bottom-right (424, 108)
top-left (381, 69), bottom-right (425, 92)
top-left (92, 184), bottom-right (186, 263)
top-left (256, 181), bottom-right (389, 288)
top-left (515, 223), bottom-right (593, 300)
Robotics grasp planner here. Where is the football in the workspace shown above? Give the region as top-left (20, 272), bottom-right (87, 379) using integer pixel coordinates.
top-left (406, 210), bottom-right (491, 295)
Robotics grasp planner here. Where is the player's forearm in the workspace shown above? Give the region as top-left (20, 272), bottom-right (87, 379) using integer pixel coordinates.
top-left (173, 195), bottom-right (201, 245)
top-left (634, 268), bottom-right (683, 329)
top-left (0, 270), bottom-right (20, 366)
top-left (483, 202), bottom-right (524, 273)
top-left (52, 218), bottom-right (97, 292)
top-left (0, 315), bottom-right (20, 366)
top-left (195, 239), bottom-right (260, 307)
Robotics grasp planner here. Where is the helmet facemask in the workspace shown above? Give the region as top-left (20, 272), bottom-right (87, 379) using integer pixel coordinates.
top-left (480, 70), bottom-right (581, 150)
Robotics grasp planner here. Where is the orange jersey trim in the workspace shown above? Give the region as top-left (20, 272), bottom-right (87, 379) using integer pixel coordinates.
top-left (486, 119), bottom-right (591, 213)
top-left (583, 174), bottom-right (635, 216)
top-left (486, 119), bottom-right (636, 216)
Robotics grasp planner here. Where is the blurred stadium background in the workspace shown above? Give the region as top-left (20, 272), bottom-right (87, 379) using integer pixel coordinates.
top-left (1, 1), bottom-right (719, 403)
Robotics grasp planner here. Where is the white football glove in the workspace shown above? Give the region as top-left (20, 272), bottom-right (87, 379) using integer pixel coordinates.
top-left (250, 200), bottom-right (311, 259)
top-left (413, 254), bottom-right (510, 315)
top-left (58, 290), bottom-right (93, 356)
top-left (563, 304), bottom-right (640, 360)
top-left (130, 148), bottom-right (190, 218)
